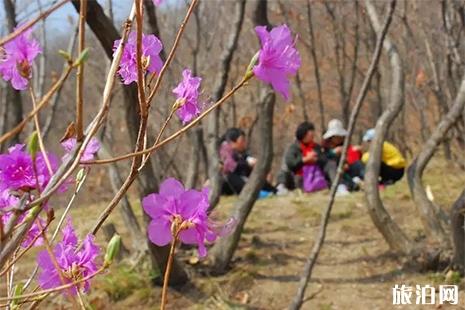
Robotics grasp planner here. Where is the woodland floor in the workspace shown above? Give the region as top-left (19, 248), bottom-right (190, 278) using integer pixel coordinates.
top-left (11, 157), bottom-right (465, 309)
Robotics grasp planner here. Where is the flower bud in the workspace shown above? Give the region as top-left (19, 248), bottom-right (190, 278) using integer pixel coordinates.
top-left (73, 48), bottom-right (89, 67)
top-left (171, 98), bottom-right (186, 112)
top-left (104, 234), bottom-right (121, 266)
top-left (76, 168), bottom-right (86, 183)
top-left (27, 131), bottom-right (39, 160)
top-left (244, 51), bottom-right (259, 80)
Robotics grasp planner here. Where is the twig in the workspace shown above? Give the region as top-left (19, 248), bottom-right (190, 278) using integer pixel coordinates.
top-left (146, 0), bottom-right (199, 107)
top-left (29, 86), bottom-right (53, 175)
top-left (76, 0), bottom-right (87, 141)
top-left (160, 235), bottom-right (178, 310)
top-left (0, 0), bottom-right (70, 46)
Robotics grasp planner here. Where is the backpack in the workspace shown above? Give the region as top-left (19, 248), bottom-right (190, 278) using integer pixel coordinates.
top-left (302, 164), bottom-right (328, 193)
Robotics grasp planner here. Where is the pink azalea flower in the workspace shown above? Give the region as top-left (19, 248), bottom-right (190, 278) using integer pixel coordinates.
top-left (0, 191), bottom-right (44, 248)
top-left (37, 219), bottom-right (100, 294)
top-left (173, 69), bottom-right (202, 124)
top-left (0, 28), bottom-right (41, 90)
top-left (113, 32), bottom-right (163, 85)
top-left (153, 0), bottom-right (163, 5)
top-left (0, 144), bottom-right (57, 191)
top-left (61, 137), bottom-right (101, 163)
top-left (253, 24), bottom-right (301, 101)
top-left (143, 178), bottom-right (230, 257)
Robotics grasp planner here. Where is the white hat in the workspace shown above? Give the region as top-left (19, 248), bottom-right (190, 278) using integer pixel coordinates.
top-left (363, 128), bottom-right (375, 142)
top-left (323, 119), bottom-right (348, 140)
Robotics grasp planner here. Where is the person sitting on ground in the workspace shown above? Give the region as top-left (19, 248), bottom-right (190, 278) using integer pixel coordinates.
top-left (219, 128), bottom-right (275, 196)
top-left (361, 128), bottom-right (406, 186)
top-left (322, 119), bottom-right (364, 195)
top-left (276, 121), bottom-right (328, 194)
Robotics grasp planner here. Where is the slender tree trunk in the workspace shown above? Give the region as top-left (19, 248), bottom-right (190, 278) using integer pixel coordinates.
top-left (210, 0), bottom-right (273, 274)
top-left (363, 0), bottom-right (414, 254)
top-left (1, 0), bottom-right (23, 149)
top-left (450, 190), bottom-right (465, 273)
top-left (451, 190), bottom-right (465, 272)
top-left (306, 0), bottom-right (325, 133)
top-left (206, 0), bottom-right (246, 209)
top-left (407, 75), bottom-right (465, 245)
top-left (71, 0), bottom-right (187, 286)
top-left (211, 88), bottom-right (275, 274)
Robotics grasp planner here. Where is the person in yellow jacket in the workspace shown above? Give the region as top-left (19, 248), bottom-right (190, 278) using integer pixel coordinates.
top-left (361, 128), bottom-right (406, 185)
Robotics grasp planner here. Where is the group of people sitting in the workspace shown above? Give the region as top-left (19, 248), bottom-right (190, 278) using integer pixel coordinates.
top-left (218, 119), bottom-right (406, 197)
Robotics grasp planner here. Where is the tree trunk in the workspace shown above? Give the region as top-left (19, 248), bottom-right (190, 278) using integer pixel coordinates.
top-left (451, 190), bottom-right (465, 272)
top-left (1, 0), bottom-right (23, 149)
top-left (407, 75), bottom-right (465, 245)
top-left (71, 0), bottom-right (187, 286)
top-left (306, 0), bottom-right (325, 133)
top-left (206, 0), bottom-right (246, 209)
top-left (363, 0), bottom-right (414, 254)
top-left (211, 89), bottom-right (275, 274)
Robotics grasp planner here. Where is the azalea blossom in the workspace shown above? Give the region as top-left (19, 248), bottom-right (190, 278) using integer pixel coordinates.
top-left (61, 137), bottom-right (101, 163)
top-left (153, 0), bottom-right (163, 5)
top-left (143, 178), bottom-right (232, 257)
top-left (0, 28), bottom-right (41, 90)
top-left (113, 32), bottom-right (163, 85)
top-left (253, 24), bottom-right (301, 101)
top-left (173, 69), bottom-right (202, 124)
top-left (0, 190), bottom-right (44, 248)
top-left (0, 144), bottom-right (56, 191)
top-left (37, 219), bottom-right (100, 294)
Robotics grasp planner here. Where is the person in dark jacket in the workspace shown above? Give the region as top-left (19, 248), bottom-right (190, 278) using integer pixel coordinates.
top-left (219, 128), bottom-right (275, 195)
top-left (277, 121), bottom-right (327, 193)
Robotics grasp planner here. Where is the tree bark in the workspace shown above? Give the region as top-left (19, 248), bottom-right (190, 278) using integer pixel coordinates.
top-left (210, 88), bottom-right (275, 274)
top-left (71, 0), bottom-right (187, 286)
top-left (306, 0), bottom-right (325, 132)
top-left (1, 0), bottom-right (23, 149)
top-left (206, 0), bottom-right (246, 209)
top-left (363, 0), bottom-right (414, 254)
top-left (451, 190), bottom-right (465, 272)
top-left (407, 75), bottom-right (465, 245)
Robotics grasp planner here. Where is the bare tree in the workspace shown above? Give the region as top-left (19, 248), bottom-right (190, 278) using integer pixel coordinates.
top-left (210, 0), bottom-right (274, 274)
top-left (306, 0), bottom-right (325, 132)
top-left (206, 0), bottom-right (246, 208)
top-left (324, 1), bottom-right (360, 127)
top-left (407, 74), bottom-right (465, 245)
top-left (363, 0), bottom-right (414, 254)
